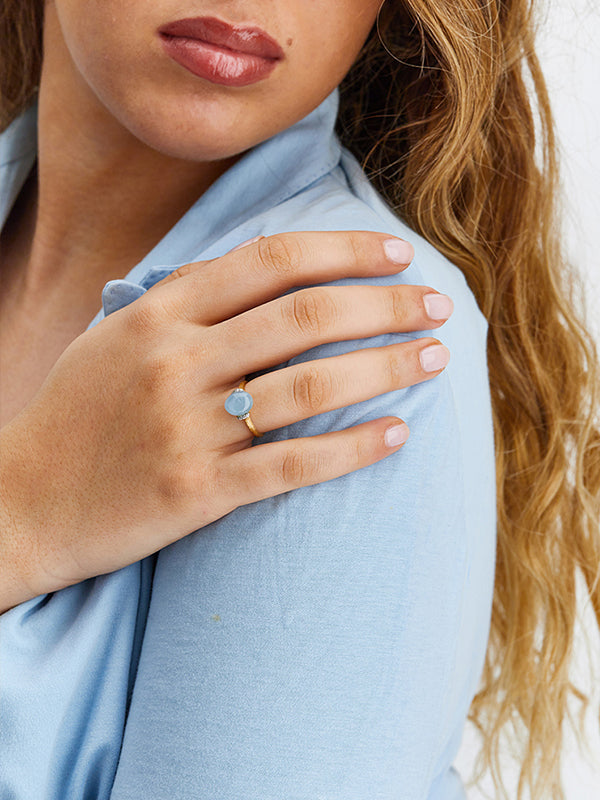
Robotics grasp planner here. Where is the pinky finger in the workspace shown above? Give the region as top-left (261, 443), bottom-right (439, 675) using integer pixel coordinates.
top-left (218, 417), bottom-right (409, 508)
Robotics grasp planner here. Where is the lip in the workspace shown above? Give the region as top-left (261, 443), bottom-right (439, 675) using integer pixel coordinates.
top-left (159, 17), bottom-right (284, 59)
top-left (158, 16), bottom-right (284, 87)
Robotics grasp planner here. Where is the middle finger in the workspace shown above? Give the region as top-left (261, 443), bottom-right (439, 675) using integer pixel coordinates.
top-left (208, 284), bottom-right (453, 384)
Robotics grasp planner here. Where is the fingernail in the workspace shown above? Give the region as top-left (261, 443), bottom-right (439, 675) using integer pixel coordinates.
top-left (383, 238), bottom-right (414, 265)
top-left (420, 344), bottom-right (450, 372)
top-left (384, 423), bottom-right (409, 448)
top-left (423, 293), bottom-right (454, 320)
top-left (230, 235), bottom-right (263, 253)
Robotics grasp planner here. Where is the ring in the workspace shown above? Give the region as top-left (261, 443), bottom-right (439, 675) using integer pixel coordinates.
top-left (224, 379), bottom-right (263, 437)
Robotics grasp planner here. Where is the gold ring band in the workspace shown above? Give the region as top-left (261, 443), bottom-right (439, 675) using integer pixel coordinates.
top-left (238, 379), bottom-right (263, 437)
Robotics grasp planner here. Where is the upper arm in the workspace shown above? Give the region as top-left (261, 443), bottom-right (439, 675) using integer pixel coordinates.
top-left (109, 325), bottom-right (493, 800)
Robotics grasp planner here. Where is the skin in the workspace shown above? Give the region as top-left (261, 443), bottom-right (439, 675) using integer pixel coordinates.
top-left (0, 0), bottom-right (383, 421)
top-left (0, 0), bottom-right (454, 612)
top-left (16, 0), bottom-right (383, 290)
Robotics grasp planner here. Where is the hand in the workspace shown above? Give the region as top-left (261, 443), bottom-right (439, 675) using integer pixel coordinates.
top-left (0, 231), bottom-right (452, 612)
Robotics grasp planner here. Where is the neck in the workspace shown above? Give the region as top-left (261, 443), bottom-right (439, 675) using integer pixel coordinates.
top-left (8, 5), bottom-right (238, 295)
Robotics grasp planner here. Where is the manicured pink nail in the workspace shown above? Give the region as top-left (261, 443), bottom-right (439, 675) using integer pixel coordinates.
top-left (383, 238), bottom-right (414, 265)
top-left (420, 344), bottom-right (450, 372)
top-left (423, 293), bottom-right (454, 320)
top-left (384, 423), bottom-right (409, 448)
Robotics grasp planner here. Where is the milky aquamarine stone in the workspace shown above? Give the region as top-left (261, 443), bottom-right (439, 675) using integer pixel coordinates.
top-left (224, 389), bottom-right (253, 418)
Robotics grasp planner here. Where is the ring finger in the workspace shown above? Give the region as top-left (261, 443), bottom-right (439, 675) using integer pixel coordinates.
top-left (225, 336), bottom-right (450, 439)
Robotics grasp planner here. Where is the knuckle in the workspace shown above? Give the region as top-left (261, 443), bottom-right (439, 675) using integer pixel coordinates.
top-left (145, 349), bottom-right (175, 381)
top-left (156, 462), bottom-right (194, 511)
top-left (351, 433), bottom-right (369, 467)
top-left (291, 365), bottom-right (335, 413)
top-left (257, 234), bottom-right (301, 278)
top-left (386, 349), bottom-right (404, 385)
top-left (178, 336), bottom-right (211, 372)
top-left (343, 231), bottom-right (369, 269)
top-left (388, 285), bottom-right (409, 322)
top-left (139, 348), bottom-right (179, 394)
top-left (279, 448), bottom-right (320, 487)
top-left (124, 294), bottom-right (166, 336)
top-left (288, 288), bottom-right (336, 338)
top-left (158, 452), bottom-right (224, 521)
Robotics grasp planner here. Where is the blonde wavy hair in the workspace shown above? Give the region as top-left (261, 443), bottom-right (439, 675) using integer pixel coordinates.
top-left (2, 1), bottom-right (599, 798)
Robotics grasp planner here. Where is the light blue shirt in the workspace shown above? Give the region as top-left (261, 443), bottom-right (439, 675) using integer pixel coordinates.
top-left (0, 90), bottom-right (496, 800)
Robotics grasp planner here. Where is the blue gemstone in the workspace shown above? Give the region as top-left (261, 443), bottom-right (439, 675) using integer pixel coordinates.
top-left (224, 389), bottom-right (253, 417)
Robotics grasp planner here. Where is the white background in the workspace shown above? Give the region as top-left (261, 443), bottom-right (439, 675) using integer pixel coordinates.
top-left (455, 1), bottom-right (600, 797)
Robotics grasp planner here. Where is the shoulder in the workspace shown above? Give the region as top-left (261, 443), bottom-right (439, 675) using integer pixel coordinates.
top-left (247, 146), bottom-right (498, 788)
top-left (108, 146), bottom-right (497, 798)
top-left (243, 146), bottom-right (491, 432)
top-left (243, 142), bottom-right (498, 617)
top-left (249, 145), bottom-right (488, 350)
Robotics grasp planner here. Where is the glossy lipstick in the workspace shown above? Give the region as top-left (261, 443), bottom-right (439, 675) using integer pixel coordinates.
top-left (158, 17), bottom-right (284, 87)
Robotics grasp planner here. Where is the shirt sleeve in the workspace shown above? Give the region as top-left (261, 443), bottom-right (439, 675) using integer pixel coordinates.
top-left (108, 312), bottom-right (495, 800)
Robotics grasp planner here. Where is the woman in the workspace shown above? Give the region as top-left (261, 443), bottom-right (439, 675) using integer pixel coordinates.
top-left (0, 2), bottom-right (598, 800)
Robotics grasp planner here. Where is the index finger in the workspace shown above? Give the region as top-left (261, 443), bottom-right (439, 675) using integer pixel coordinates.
top-left (147, 230), bottom-right (414, 325)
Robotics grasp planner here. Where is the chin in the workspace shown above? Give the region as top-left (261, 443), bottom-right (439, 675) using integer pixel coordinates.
top-left (104, 90), bottom-right (277, 162)
top-left (128, 124), bottom-right (250, 162)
